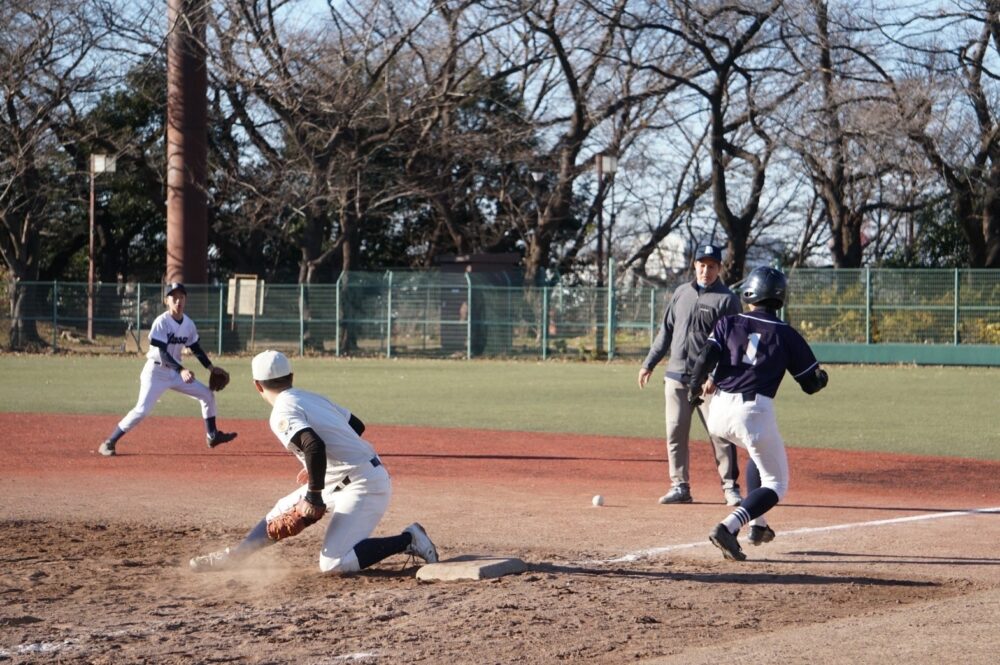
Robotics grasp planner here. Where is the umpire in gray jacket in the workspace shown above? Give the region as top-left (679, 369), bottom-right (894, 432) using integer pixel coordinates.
top-left (638, 240), bottom-right (743, 506)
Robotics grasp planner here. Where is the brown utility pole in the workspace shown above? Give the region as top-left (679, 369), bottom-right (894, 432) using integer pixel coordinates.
top-left (165, 0), bottom-right (208, 284)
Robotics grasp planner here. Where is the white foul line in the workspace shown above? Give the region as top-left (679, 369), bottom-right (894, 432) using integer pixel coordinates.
top-left (591, 505), bottom-right (1000, 565)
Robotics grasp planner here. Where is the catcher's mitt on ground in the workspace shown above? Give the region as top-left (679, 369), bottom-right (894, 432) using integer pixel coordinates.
top-left (209, 366), bottom-right (230, 391)
top-left (266, 495), bottom-right (326, 541)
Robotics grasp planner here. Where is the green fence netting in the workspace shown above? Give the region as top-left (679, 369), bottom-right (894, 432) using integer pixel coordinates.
top-left (2, 268), bottom-right (999, 360)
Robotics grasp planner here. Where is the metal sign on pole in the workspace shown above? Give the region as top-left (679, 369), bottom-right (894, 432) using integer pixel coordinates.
top-left (227, 274), bottom-right (263, 352)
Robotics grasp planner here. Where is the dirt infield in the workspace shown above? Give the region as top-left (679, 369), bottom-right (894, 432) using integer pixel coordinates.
top-left (3, 413), bottom-right (999, 663)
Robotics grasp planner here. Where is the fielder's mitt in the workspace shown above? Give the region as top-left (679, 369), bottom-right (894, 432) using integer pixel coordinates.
top-left (209, 366), bottom-right (230, 391)
top-left (265, 496), bottom-right (326, 541)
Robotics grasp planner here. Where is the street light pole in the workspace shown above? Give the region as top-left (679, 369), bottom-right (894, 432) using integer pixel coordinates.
top-left (595, 153), bottom-right (618, 287)
top-left (596, 162), bottom-right (605, 289)
top-left (594, 153), bottom-right (618, 359)
top-left (88, 160), bottom-right (96, 341)
top-left (87, 153), bottom-right (116, 341)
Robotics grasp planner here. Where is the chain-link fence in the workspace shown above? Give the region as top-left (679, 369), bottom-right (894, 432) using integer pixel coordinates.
top-left (786, 268), bottom-right (1000, 345)
top-left (2, 268), bottom-right (999, 359)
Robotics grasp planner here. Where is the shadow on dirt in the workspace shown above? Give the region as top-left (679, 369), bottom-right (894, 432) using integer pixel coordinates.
top-left (780, 551), bottom-right (1000, 566)
top-left (530, 562), bottom-right (940, 587)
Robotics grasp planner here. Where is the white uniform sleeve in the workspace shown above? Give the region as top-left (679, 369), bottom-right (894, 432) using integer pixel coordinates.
top-left (269, 396), bottom-right (311, 450)
top-left (148, 314), bottom-right (170, 344)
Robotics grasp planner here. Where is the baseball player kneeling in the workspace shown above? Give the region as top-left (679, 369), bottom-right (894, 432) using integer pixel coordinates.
top-left (687, 266), bottom-right (829, 562)
top-left (189, 350), bottom-right (439, 574)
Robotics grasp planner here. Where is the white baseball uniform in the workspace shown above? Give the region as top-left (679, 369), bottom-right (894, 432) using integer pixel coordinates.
top-left (117, 312), bottom-right (217, 433)
top-left (265, 387), bottom-right (391, 573)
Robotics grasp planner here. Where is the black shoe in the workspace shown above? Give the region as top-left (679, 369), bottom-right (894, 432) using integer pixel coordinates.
top-left (748, 525), bottom-right (775, 546)
top-left (207, 431), bottom-right (237, 448)
top-left (98, 440), bottom-right (116, 456)
top-left (709, 523), bottom-right (746, 561)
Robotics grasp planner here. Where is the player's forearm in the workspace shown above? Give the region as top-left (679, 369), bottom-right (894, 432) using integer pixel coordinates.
top-left (151, 339), bottom-right (184, 371)
top-left (188, 341), bottom-right (212, 369)
top-left (294, 428), bottom-right (327, 493)
top-left (688, 342), bottom-right (722, 393)
top-left (796, 365), bottom-right (829, 394)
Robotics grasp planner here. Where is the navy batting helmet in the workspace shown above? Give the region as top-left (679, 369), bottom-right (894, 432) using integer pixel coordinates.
top-left (741, 266), bottom-right (787, 308)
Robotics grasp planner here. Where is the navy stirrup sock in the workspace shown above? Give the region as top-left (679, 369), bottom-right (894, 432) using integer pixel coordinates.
top-left (354, 533), bottom-right (411, 569)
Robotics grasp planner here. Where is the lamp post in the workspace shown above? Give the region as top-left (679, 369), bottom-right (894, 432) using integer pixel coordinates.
top-left (595, 153), bottom-right (618, 287)
top-left (530, 169), bottom-right (545, 237)
top-left (594, 153), bottom-right (618, 358)
top-left (88, 153), bottom-right (116, 341)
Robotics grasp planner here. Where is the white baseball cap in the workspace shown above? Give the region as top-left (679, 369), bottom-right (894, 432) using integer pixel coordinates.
top-left (252, 350), bottom-right (292, 381)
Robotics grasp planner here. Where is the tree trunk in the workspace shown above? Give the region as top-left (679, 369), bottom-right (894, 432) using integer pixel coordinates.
top-left (8, 280), bottom-right (45, 351)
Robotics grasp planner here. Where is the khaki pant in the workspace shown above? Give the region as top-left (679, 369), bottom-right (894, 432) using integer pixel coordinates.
top-left (664, 378), bottom-right (739, 490)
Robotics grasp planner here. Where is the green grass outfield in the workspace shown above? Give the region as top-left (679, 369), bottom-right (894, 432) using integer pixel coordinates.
top-left (2, 355), bottom-right (998, 460)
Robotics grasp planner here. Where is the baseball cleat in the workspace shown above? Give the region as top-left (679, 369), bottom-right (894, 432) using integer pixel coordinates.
top-left (709, 523), bottom-right (746, 561)
top-left (403, 523), bottom-right (439, 564)
top-left (189, 547), bottom-right (232, 572)
top-left (98, 440), bottom-right (116, 456)
top-left (747, 524), bottom-right (775, 546)
top-left (206, 431), bottom-right (237, 448)
top-left (723, 487), bottom-right (742, 506)
top-left (658, 485), bottom-right (693, 504)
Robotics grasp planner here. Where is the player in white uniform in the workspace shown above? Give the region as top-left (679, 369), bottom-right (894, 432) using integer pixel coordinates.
top-left (189, 350), bottom-right (439, 574)
top-left (98, 283), bottom-right (237, 456)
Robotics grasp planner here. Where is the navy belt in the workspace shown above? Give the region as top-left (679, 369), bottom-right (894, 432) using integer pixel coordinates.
top-left (741, 391), bottom-right (756, 402)
top-left (332, 457), bottom-right (382, 492)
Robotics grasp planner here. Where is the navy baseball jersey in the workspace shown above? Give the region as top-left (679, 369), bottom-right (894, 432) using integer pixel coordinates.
top-left (706, 311), bottom-right (818, 398)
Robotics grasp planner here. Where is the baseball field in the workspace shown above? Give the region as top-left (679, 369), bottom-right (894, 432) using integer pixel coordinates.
top-left (3, 356), bottom-right (1000, 663)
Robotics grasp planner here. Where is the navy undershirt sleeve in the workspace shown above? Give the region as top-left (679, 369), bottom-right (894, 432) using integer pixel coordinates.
top-left (291, 428), bottom-right (327, 491)
top-left (150, 338), bottom-right (184, 371)
top-left (188, 341), bottom-right (213, 369)
top-left (348, 414), bottom-right (365, 436)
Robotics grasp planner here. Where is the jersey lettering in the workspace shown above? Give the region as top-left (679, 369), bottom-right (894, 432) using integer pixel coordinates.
top-left (741, 332), bottom-right (761, 365)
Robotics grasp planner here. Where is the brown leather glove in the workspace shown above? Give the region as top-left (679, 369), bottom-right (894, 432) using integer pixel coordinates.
top-left (265, 493), bottom-right (326, 541)
top-left (208, 366), bottom-right (230, 391)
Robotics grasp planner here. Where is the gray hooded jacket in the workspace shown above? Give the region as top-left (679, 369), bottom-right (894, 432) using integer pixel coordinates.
top-left (641, 279), bottom-right (741, 385)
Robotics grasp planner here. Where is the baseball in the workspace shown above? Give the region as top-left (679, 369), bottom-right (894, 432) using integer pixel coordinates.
top-left (592, 494), bottom-right (604, 507)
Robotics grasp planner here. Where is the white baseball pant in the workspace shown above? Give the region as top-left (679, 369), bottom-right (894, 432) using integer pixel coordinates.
top-left (705, 391), bottom-right (789, 500)
top-left (117, 359), bottom-right (217, 432)
top-left (267, 463), bottom-right (392, 573)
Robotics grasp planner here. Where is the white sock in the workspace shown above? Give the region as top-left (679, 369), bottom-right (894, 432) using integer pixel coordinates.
top-left (721, 514), bottom-right (742, 533)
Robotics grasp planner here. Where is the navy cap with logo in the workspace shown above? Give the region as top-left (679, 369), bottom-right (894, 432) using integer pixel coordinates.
top-left (694, 239), bottom-right (724, 264)
top-left (164, 282), bottom-right (187, 297)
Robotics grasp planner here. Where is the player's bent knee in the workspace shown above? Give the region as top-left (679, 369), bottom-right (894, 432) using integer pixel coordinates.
top-left (319, 549), bottom-right (361, 574)
top-left (763, 482), bottom-right (788, 500)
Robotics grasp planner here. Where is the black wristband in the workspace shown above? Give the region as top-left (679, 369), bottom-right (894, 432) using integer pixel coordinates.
top-left (304, 490), bottom-right (325, 506)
